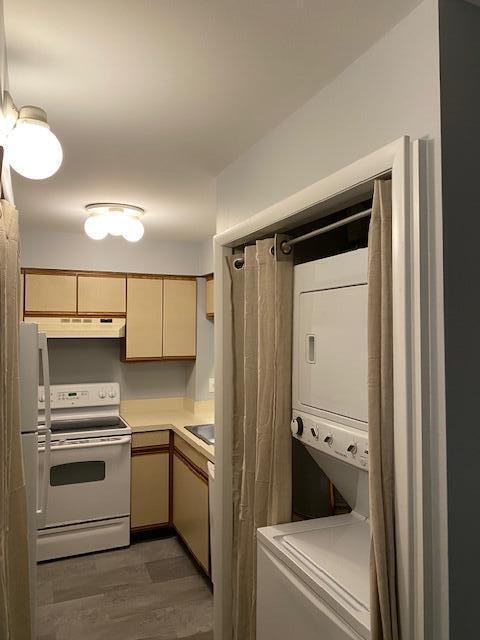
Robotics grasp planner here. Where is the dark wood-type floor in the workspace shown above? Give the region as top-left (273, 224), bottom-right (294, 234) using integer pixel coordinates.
top-left (36, 535), bottom-right (213, 640)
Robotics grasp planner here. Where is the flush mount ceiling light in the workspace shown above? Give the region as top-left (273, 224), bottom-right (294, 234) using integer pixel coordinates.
top-left (84, 203), bottom-right (145, 242)
top-left (3, 92), bottom-right (63, 180)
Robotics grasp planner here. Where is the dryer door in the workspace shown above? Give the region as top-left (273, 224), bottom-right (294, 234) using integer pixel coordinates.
top-left (297, 283), bottom-right (368, 428)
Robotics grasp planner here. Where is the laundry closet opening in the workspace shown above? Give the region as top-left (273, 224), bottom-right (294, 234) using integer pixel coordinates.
top-left (290, 198), bottom-right (372, 520)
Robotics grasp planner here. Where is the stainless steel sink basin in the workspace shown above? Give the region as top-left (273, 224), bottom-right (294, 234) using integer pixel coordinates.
top-left (185, 423), bottom-right (215, 446)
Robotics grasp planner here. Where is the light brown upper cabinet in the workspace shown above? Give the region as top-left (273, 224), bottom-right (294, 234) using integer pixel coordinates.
top-left (163, 278), bottom-right (197, 358)
top-left (77, 275), bottom-right (126, 315)
top-left (125, 276), bottom-right (163, 360)
top-left (205, 276), bottom-right (214, 318)
top-left (24, 272), bottom-right (77, 315)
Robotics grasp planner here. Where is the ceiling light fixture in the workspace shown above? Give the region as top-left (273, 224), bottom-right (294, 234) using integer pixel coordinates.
top-left (3, 92), bottom-right (63, 180)
top-left (84, 203), bottom-right (145, 242)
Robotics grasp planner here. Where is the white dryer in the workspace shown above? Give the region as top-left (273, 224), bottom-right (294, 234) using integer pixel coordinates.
top-left (292, 248), bottom-right (368, 430)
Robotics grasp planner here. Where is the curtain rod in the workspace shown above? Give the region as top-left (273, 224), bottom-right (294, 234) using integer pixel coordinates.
top-left (280, 208), bottom-right (372, 254)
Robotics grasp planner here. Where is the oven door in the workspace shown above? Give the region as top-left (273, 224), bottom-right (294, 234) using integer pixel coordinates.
top-left (38, 435), bottom-right (131, 528)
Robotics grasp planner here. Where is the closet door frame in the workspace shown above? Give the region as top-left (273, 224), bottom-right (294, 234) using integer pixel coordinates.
top-left (213, 136), bottom-right (443, 640)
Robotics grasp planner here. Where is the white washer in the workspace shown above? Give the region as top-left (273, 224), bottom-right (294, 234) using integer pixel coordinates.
top-left (257, 514), bottom-right (369, 640)
top-left (257, 413), bottom-right (370, 639)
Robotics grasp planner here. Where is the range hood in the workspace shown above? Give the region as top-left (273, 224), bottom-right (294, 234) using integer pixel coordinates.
top-left (31, 317), bottom-right (126, 338)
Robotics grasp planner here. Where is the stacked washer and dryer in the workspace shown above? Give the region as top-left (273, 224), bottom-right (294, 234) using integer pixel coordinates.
top-left (257, 248), bottom-right (371, 640)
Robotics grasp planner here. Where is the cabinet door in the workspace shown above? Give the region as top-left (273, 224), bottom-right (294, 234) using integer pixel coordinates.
top-left (205, 277), bottom-right (214, 318)
top-left (131, 451), bottom-right (169, 529)
top-left (173, 453), bottom-right (209, 573)
top-left (163, 279), bottom-right (196, 357)
top-left (25, 273), bottom-right (77, 314)
top-left (77, 275), bottom-right (126, 314)
top-left (126, 277), bottom-right (163, 359)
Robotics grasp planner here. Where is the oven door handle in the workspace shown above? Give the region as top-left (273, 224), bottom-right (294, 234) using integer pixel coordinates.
top-left (38, 436), bottom-right (131, 452)
top-left (37, 333), bottom-right (51, 529)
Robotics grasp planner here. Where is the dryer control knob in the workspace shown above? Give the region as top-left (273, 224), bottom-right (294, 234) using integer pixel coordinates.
top-left (291, 417), bottom-right (304, 436)
top-left (347, 442), bottom-right (358, 455)
top-left (99, 390), bottom-right (106, 399)
top-left (323, 434), bottom-right (333, 446)
top-left (108, 389), bottom-right (116, 398)
top-left (39, 393), bottom-right (45, 403)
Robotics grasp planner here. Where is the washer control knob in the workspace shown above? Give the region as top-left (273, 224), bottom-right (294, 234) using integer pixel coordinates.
top-left (347, 442), bottom-right (358, 455)
top-left (291, 417), bottom-right (304, 436)
top-left (310, 426), bottom-right (319, 439)
top-left (108, 389), bottom-right (116, 398)
top-left (323, 434), bottom-right (333, 446)
top-left (39, 392), bottom-right (45, 403)
top-left (99, 389), bottom-right (106, 399)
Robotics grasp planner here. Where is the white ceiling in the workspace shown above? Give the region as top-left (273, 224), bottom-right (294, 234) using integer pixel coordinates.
top-left (5, 0), bottom-right (420, 241)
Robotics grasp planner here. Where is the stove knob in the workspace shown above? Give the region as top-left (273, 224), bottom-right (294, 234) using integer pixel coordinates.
top-left (291, 416), bottom-right (304, 436)
top-left (108, 389), bottom-right (116, 398)
top-left (99, 389), bottom-right (106, 399)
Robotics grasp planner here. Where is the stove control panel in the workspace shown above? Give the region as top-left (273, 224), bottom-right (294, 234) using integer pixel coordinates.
top-left (39, 383), bottom-right (120, 409)
top-left (291, 410), bottom-right (369, 471)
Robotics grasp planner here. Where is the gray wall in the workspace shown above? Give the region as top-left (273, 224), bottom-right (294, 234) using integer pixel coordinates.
top-left (439, 0), bottom-right (480, 636)
top-left (20, 227), bottom-right (201, 274)
top-left (47, 338), bottom-right (188, 401)
top-left (186, 278), bottom-right (214, 401)
top-left (217, 0), bottom-right (442, 234)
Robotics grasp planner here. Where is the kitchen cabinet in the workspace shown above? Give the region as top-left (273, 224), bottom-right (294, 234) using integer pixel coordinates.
top-left (130, 431), bottom-right (170, 531)
top-left (205, 276), bottom-right (214, 318)
top-left (24, 272), bottom-right (77, 314)
top-left (163, 278), bottom-right (197, 358)
top-left (173, 435), bottom-right (209, 574)
top-left (125, 277), bottom-right (163, 359)
top-left (77, 275), bottom-right (126, 314)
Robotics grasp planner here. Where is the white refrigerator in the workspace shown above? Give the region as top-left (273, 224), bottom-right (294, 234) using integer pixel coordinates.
top-left (19, 322), bottom-right (52, 636)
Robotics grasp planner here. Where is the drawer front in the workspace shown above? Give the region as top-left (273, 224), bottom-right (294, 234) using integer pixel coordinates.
top-left (174, 434), bottom-right (208, 474)
top-left (132, 431), bottom-right (170, 450)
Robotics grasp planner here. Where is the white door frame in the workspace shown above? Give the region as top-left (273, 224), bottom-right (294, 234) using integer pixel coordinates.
top-left (212, 136), bottom-right (439, 639)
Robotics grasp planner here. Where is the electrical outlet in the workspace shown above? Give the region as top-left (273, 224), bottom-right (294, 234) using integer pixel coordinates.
top-left (209, 378), bottom-right (215, 394)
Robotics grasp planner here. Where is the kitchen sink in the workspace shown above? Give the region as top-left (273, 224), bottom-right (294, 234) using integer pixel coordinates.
top-left (185, 423), bottom-right (215, 446)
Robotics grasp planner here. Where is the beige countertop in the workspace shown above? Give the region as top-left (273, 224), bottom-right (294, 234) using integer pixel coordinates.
top-left (120, 397), bottom-right (215, 462)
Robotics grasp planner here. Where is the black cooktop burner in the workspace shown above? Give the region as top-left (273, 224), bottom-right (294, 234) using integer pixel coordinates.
top-left (50, 416), bottom-right (127, 433)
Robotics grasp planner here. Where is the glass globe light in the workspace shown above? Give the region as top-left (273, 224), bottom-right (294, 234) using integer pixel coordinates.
top-left (84, 215), bottom-right (109, 240)
top-left (122, 216), bottom-right (144, 242)
top-left (7, 118), bottom-right (63, 180)
top-left (106, 211), bottom-right (127, 236)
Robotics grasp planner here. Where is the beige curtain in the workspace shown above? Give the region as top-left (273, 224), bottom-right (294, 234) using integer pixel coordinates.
top-left (368, 180), bottom-right (399, 640)
top-left (228, 236), bottom-right (293, 640)
top-left (0, 200), bottom-right (32, 640)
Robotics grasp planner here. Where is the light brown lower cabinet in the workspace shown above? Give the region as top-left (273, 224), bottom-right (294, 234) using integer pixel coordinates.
top-left (130, 429), bottom-right (211, 577)
top-left (130, 432), bottom-right (170, 531)
top-left (173, 443), bottom-right (210, 574)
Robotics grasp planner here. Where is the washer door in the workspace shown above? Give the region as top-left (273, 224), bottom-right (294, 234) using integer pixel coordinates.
top-left (257, 544), bottom-right (365, 640)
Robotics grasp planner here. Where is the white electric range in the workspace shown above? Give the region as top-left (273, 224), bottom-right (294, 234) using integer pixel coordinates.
top-left (37, 382), bottom-right (131, 561)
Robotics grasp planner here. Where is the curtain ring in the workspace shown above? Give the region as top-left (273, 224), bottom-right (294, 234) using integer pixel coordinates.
top-left (233, 258), bottom-right (244, 270)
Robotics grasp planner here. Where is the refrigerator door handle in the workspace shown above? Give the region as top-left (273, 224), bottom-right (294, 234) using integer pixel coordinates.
top-left (37, 333), bottom-right (51, 528)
